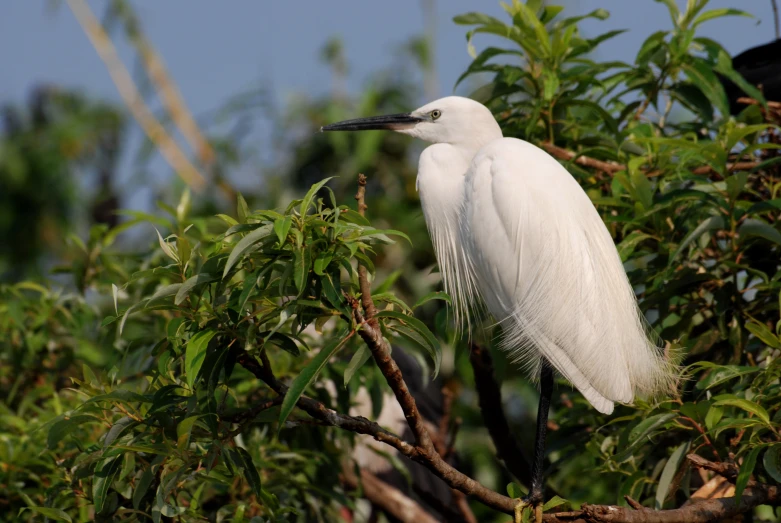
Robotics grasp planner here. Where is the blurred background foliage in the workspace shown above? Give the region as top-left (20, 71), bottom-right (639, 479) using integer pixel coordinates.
top-left (2, 0), bottom-right (781, 522)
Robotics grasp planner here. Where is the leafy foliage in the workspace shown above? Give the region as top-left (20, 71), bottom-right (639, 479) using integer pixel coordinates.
top-left (2, 1), bottom-right (781, 522)
top-left (456, 0), bottom-right (781, 513)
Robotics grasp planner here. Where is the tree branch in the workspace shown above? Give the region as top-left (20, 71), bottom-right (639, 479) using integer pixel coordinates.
top-left (66, 0), bottom-right (207, 192)
top-left (111, 0), bottom-right (236, 201)
top-left (686, 454), bottom-right (738, 482)
top-left (541, 143), bottom-right (762, 176)
top-left (234, 175), bottom-right (780, 521)
top-left (469, 342), bottom-right (533, 487)
top-left (341, 468), bottom-right (440, 523)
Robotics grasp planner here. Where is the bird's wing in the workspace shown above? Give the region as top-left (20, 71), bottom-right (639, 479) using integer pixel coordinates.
top-left (462, 138), bottom-right (668, 413)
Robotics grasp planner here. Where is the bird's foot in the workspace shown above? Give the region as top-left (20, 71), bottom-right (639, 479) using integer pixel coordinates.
top-left (513, 496), bottom-right (543, 523)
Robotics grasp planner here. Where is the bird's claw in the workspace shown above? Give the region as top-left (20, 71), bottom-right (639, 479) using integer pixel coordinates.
top-left (513, 498), bottom-right (543, 523)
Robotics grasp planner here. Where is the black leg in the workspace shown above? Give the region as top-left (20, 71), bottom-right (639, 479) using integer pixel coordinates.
top-left (526, 363), bottom-right (553, 505)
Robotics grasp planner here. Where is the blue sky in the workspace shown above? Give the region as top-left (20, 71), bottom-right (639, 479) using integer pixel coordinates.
top-left (1, 1), bottom-right (777, 196)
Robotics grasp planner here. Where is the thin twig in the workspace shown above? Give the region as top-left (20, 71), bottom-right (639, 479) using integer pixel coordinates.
top-left (355, 174), bottom-right (378, 323)
top-left (66, 0), bottom-right (207, 191)
top-left (687, 454), bottom-right (739, 482)
top-left (737, 97), bottom-right (781, 110)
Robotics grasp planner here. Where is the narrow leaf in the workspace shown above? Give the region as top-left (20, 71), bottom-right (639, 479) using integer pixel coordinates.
top-left (175, 273), bottom-right (219, 305)
top-left (655, 441), bottom-right (690, 509)
top-left (93, 455), bottom-right (123, 513)
top-left (278, 332), bottom-right (350, 428)
top-left (734, 446), bottom-right (762, 501)
top-left (763, 444), bottom-right (781, 483)
top-left (223, 225), bottom-right (274, 278)
top-left (237, 447), bottom-right (262, 498)
top-left (344, 346), bottom-right (372, 387)
top-left (274, 216), bottom-right (293, 245)
top-left (185, 330), bottom-right (218, 389)
top-left (713, 398), bottom-right (770, 425)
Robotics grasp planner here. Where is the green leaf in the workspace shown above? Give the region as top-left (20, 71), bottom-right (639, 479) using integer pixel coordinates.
top-left (313, 252), bottom-right (333, 276)
top-left (745, 320), bottom-right (781, 349)
top-left (222, 225), bottom-right (274, 278)
top-left (237, 193), bottom-right (249, 223)
top-left (18, 508), bottom-right (72, 522)
top-left (278, 331), bottom-right (351, 428)
top-left (274, 216), bottom-right (293, 245)
top-left (735, 446), bottom-right (762, 501)
top-left (177, 415), bottom-right (205, 450)
top-left (655, 441), bottom-right (690, 509)
top-left (377, 310), bottom-right (441, 377)
top-left (738, 219), bottom-right (781, 247)
top-left (680, 58), bottom-right (730, 117)
top-left (155, 228), bottom-right (178, 261)
top-left (414, 291), bottom-right (452, 309)
top-left (293, 246), bottom-right (312, 294)
top-left (94, 455), bottom-right (123, 513)
top-left (542, 71), bottom-right (560, 101)
top-left (617, 231), bottom-right (654, 261)
top-left (300, 177), bottom-right (334, 215)
top-left (344, 345), bottom-right (372, 387)
top-left (111, 283), bottom-right (119, 315)
top-left (176, 188), bottom-right (191, 223)
top-left (617, 412), bottom-right (677, 459)
top-left (713, 398), bottom-right (770, 425)
top-left (672, 216), bottom-right (724, 260)
top-left (185, 329), bottom-right (218, 389)
top-left (654, 0), bottom-right (680, 20)
top-left (506, 482), bottom-right (523, 499)
top-left (453, 12), bottom-right (506, 26)
top-left (104, 416), bottom-right (137, 448)
top-left (704, 405), bottom-right (723, 430)
top-left (175, 273), bottom-right (219, 305)
top-left (47, 415), bottom-right (98, 449)
top-left (763, 444), bottom-right (781, 483)
top-left (264, 332), bottom-right (301, 356)
top-left (133, 467), bottom-right (155, 510)
top-left (692, 8), bottom-right (751, 27)
top-left (542, 496), bottom-right (568, 511)
top-left (236, 447), bottom-right (262, 498)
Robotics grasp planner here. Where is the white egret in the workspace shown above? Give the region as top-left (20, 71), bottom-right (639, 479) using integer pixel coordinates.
top-left (322, 96), bottom-right (676, 515)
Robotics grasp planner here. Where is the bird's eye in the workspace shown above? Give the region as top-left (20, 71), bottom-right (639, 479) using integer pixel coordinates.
top-left (431, 110), bottom-right (441, 120)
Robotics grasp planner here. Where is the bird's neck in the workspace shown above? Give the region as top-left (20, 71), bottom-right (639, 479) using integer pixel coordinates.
top-left (452, 128), bottom-right (503, 163)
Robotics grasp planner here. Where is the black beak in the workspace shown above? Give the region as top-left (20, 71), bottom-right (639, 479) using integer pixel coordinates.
top-left (321, 113), bottom-right (423, 132)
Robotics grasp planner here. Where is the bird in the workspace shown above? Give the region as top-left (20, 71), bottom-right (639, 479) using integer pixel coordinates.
top-left (720, 39), bottom-right (781, 115)
top-left (322, 96), bottom-right (677, 519)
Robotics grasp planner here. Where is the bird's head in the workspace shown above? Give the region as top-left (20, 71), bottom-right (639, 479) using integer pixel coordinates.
top-left (321, 96), bottom-right (502, 147)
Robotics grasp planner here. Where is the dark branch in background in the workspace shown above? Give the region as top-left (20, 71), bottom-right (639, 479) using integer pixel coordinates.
top-left (772, 0), bottom-right (780, 40)
top-left (341, 468), bottom-right (440, 523)
top-left (469, 342), bottom-right (534, 488)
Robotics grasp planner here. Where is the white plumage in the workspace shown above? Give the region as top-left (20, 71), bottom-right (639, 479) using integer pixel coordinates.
top-left (410, 97), bottom-right (674, 415)
top-left (323, 96), bottom-right (676, 416)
